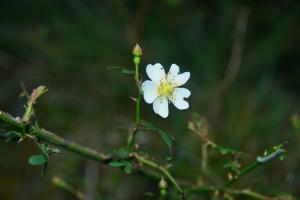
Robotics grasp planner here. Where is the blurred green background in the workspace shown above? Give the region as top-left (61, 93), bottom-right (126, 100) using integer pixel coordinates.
top-left (1, 0), bottom-right (300, 199)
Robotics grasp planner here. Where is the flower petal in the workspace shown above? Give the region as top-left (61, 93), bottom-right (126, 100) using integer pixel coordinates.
top-left (153, 97), bottom-right (169, 118)
top-left (173, 72), bottom-right (190, 86)
top-left (168, 64), bottom-right (180, 77)
top-left (142, 80), bottom-right (159, 104)
top-left (146, 63), bottom-right (166, 83)
top-left (171, 88), bottom-right (191, 110)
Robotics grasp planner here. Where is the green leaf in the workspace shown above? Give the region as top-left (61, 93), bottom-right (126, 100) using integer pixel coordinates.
top-left (140, 120), bottom-right (157, 131)
top-left (109, 161), bottom-right (133, 174)
top-left (109, 161), bottom-right (126, 168)
top-left (223, 161), bottom-right (241, 170)
top-left (159, 130), bottom-right (174, 147)
top-left (141, 120), bottom-right (175, 161)
top-left (124, 162), bottom-right (133, 174)
top-left (279, 154), bottom-right (286, 161)
top-left (166, 156), bottom-right (173, 162)
top-left (217, 147), bottom-right (237, 155)
top-left (28, 154), bottom-right (48, 165)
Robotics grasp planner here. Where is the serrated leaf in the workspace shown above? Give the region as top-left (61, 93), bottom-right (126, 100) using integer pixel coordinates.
top-left (28, 154), bottom-right (48, 165)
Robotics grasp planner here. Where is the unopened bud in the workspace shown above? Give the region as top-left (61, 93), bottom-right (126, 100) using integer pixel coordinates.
top-left (133, 43), bottom-right (142, 57)
top-left (159, 177), bottom-right (168, 189)
top-left (133, 56), bottom-right (141, 65)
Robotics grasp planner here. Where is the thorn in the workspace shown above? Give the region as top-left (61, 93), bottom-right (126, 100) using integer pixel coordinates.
top-left (17, 137), bottom-right (24, 143)
top-left (130, 97), bottom-right (137, 102)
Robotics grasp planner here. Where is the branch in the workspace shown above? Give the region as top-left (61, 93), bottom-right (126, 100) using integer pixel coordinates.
top-left (133, 153), bottom-right (186, 199)
top-left (0, 110), bottom-right (112, 164)
top-left (52, 176), bottom-right (89, 200)
top-left (0, 109), bottom-right (185, 198)
top-left (188, 187), bottom-right (274, 200)
top-left (230, 189), bottom-right (272, 200)
top-left (223, 147), bottom-right (286, 188)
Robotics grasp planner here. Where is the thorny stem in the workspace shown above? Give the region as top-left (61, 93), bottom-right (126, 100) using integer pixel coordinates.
top-left (0, 110), bottom-right (112, 163)
top-left (133, 153), bottom-right (185, 199)
top-left (0, 110), bottom-right (185, 198)
top-left (223, 146), bottom-right (285, 188)
top-left (128, 55), bottom-right (142, 150)
top-left (223, 161), bottom-right (260, 188)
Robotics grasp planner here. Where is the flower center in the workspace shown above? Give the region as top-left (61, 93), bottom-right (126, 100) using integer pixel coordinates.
top-left (157, 80), bottom-right (174, 98)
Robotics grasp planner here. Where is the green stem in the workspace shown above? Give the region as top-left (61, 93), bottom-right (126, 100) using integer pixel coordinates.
top-left (223, 147), bottom-right (286, 188)
top-left (135, 61), bottom-right (142, 127)
top-left (128, 61), bottom-right (142, 150)
top-left (23, 103), bottom-right (33, 122)
top-left (0, 110), bottom-right (111, 163)
top-left (0, 108), bottom-right (189, 200)
top-left (135, 62), bottom-right (139, 86)
top-left (201, 143), bottom-right (208, 172)
top-left (0, 111), bottom-right (23, 129)
top-left (187, 187), bottom-right (272, 200)
top-left (52, 176), bottom-right (88, 200)
top-left (135, 94), bottom-right (141, 126)
top-left (34, 129), bottom-right (111, 163)
top-left (134, 154), bottom-right (185, 199)
top-left (231, 189), bottom-right (271, 200)
top-left (127, 128), bottom-right (138, 151)
top-left (224, 161), bottom-right (260, 188)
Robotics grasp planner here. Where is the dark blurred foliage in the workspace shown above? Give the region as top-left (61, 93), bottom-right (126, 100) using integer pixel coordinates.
top-left (0, 0), bottom-right (300, 199)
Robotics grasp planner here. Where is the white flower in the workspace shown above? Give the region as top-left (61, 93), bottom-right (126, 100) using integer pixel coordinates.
top-left (141, 63), bottom-right (191, 118)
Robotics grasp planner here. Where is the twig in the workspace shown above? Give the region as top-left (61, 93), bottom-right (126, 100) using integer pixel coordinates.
top-left (52, 176), bottom-right (89, 200)
top-left (230, 189), bottom-right (272, 200)
top-left (0, 109), bottom-right (184, 198)
top-left (201, 143), bottom-right (208, 172)
top-left (188, 186), bottom-right (273, 200)
top-left (224, 161), bottom-right (260, 188)
top-left (0, 110), bottom-right (112, 164)
top-left (133, 153), bottom-right (185, 199)
top-left (223, 147), bottom-right (285, 188)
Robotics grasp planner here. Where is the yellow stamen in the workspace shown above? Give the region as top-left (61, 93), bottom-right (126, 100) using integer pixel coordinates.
top-left (157, 79), bottom-right (174, 99)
